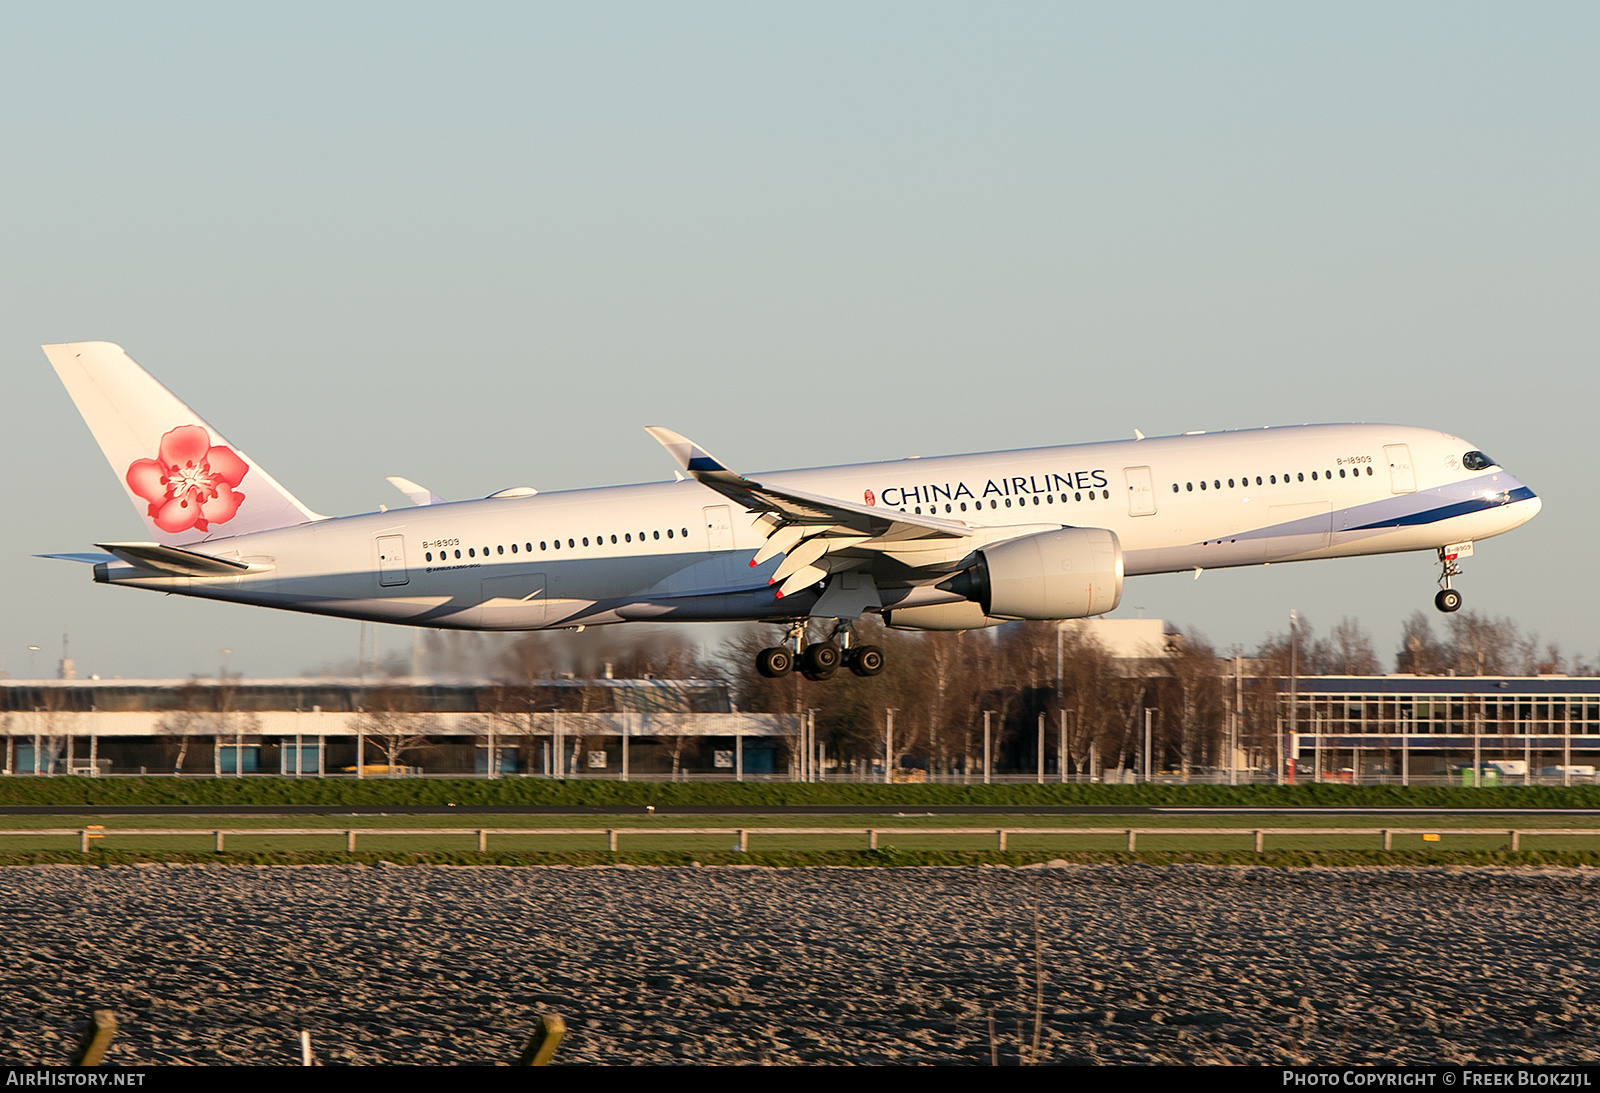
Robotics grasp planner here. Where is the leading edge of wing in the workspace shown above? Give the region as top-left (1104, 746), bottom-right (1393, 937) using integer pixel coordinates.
top-left (644, 426), bottom-right (971, 539)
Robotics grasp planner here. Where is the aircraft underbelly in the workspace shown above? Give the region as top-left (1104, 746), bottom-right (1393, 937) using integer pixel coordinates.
top-left (413, 550), bottom-right (775, 630)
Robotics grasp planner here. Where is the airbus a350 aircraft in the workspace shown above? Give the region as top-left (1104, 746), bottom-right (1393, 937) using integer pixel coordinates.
top-left (42, 342), bottom-right (1541, 680)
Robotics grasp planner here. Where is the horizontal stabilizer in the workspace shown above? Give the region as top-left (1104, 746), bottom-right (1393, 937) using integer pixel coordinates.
top-left (37, 552), bottom-right (118, 565)
top-left (94, 541), bottom-right (259, 577)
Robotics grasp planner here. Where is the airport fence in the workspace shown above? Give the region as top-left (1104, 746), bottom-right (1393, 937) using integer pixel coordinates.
top-left (9, 824), bottom-right (1600, 855)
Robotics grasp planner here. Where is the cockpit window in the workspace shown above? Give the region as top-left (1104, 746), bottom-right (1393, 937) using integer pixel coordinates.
top-left (1463, 450), bottom-right (1496, 471)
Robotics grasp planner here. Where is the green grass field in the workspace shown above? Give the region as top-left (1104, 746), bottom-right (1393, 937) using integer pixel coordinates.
top-left (7, 777), bottom-right (1600, 864)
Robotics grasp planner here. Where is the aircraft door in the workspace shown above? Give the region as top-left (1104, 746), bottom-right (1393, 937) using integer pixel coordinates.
top-left (1384, 445), bottom-right (1416, 494)
top-left (703, 505), bottom-right (735, 550)
top-left (376, 535), bottom-right (408, 586)
top-left (1124, 466), bottom-right (1156, 516)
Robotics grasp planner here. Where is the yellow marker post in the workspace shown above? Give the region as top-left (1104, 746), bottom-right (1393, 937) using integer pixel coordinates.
top-left (518, 1014), bottom-right (566, 1066)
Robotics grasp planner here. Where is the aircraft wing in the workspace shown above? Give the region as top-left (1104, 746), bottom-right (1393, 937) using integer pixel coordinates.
top-left (646, 427), bottom-right (970, 538)
top-left (646, 427), bottom-right (975, 598)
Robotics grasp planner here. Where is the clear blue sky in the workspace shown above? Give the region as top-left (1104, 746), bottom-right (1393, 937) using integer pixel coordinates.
top-left (3, 3), bottom-right (1594, 679)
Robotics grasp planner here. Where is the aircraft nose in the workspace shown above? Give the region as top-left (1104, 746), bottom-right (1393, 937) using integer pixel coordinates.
top-left (1498, 474), bottom-right (1540, 524)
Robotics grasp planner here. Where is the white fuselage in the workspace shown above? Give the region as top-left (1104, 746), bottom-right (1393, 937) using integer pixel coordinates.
top-left (93, 423), bottom-right (1541, 630)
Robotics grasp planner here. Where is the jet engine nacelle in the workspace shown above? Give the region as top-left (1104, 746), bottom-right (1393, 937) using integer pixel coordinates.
top-left (948, 527), bottom-right (1123, 621)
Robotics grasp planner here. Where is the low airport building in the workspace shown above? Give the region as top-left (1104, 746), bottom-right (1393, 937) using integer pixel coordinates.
top-left (4, 668), bottom-right (1599, 784)
top-left (1279, 675), bottom-right (1600, 783)
top-left (0, 677), bottom-right (789, 779)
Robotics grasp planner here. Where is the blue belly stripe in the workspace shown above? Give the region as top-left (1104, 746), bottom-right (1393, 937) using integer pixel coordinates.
top-left (1345, 486), bottom-right (1536, 531)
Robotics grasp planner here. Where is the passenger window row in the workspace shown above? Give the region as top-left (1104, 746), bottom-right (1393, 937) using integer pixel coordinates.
top-left (906, 491), bottom-right (1111, 516)
top-left (425, 527), bottom-right (692, 563)
top-left (1172, 466), bottom-right (1375, 493)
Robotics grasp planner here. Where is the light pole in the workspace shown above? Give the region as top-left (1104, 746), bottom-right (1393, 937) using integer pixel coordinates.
top-left (983, 710), bottom-right (992, 785)
top-left (805, 707), bottom-right (817, 783)
top-left (1232, 655), bottom-right (1242, 786)
top-left (1287, 610), bottom-right (1298, 785)
top-left (1143, 707), bottom-right (1153, 783)
top-left (1056, 624), bottom-right (1066, 784)
top-left (884, 708), bottom-right (896, 785)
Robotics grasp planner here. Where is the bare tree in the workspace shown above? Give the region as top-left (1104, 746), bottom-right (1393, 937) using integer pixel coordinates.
top-left (355, 685), bottom-right (433, 774)
top-left (1105, 680), bottom-right (1151, 781)
top-left (1395, 612), bottom-right (1450, 675)
top-left (157, 682), bottom-right (211, 774)
top-left (1152, 630), bottom-right (1226, 775)
top-left (503, 625), bottom-right (707, 681)
top-left (28, 687), bottom-right (78, 776)
top-left (1312, 617), bottom-right (1379, 675)
top-left (210, 678), bottom-right (261, 775)
top-left (474, 682), bottom-right (549, 777)
top-left (1049, 625), bottom-right (1119, 777)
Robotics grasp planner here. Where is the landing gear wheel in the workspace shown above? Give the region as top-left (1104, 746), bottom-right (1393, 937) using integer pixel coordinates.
top-left (847, 645), bottom-right (885, 677)
top-left (1435, 588), bottom-right (1463, 613)
top-left (801, 642), bottom-right (841, 681)
top-left (756, 646), bottom-right (794, 677)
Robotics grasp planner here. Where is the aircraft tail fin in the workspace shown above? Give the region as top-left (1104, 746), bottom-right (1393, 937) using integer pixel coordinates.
top-left (43, 342), bottom-right (326, 544)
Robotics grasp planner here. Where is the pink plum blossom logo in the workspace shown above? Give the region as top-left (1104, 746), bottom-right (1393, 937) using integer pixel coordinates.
top-left (125, 425), bottom-right (249, 534)
top-left (863, 489), bottom-right (876, 506)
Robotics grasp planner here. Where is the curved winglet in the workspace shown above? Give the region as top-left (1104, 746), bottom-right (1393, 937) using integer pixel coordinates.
top-left (644, 426), bottom-right (741, 481)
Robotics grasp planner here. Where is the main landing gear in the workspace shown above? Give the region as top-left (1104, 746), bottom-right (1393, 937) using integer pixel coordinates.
top-left (755, 620), bottom-right (885, 681)
top-left (1434, 545), bottom-right (1464, 613)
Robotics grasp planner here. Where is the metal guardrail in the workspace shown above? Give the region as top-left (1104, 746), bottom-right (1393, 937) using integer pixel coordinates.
top-left (7, 825), bottom-right (1599, 853)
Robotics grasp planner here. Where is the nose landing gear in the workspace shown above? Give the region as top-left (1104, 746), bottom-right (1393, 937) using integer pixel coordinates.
top-left (1434, 543), bottom-right (1470, 613)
